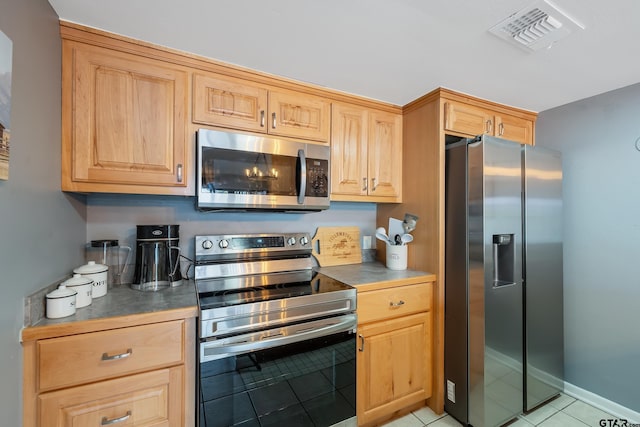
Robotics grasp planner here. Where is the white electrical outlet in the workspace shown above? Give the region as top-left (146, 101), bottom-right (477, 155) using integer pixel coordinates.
top-left (447, 380), bottom-right (456, 403)
top-left (362, 235), bottom-right (372, 249)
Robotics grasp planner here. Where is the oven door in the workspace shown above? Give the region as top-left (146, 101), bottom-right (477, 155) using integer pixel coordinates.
top-left (196, 129), bottom-right (330, 211)
top-left (199, 314), bottom-right (356, 427)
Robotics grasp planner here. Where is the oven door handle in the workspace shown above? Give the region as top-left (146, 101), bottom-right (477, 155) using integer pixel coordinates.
top-left (200, 314), bottom-right (356, 361)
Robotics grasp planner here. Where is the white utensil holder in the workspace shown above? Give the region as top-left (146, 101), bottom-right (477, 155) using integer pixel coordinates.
top-left (386, 243), bottom-right (407, 270)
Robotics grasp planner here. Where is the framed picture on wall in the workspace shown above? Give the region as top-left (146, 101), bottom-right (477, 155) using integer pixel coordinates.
top-left (0, 28), bottom-right (13, 181)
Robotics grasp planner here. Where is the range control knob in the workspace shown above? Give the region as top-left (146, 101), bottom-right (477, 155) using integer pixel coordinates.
top-left (299, 236), bottom-right (309, 246)
top-left (219, 239), bottom-right (229, 249)
top-left (287, 237), bottom-right (297, 246)
top-left (202, 239), bottom-right (213, 250)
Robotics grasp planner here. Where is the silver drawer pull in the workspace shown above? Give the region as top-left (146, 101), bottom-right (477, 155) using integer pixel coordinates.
top-left (389, 300), bottom-right (405, 307)
top-left (101, 411), bottom-right (131, 425)
top-left (101, 348), bottom-right (133, 361)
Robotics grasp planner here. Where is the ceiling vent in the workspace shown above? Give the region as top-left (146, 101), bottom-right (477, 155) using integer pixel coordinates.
top-left (489, 0), bottom-right (585, 52)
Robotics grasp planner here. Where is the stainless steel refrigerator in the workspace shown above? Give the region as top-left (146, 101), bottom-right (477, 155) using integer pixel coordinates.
top-left (444, 135), bottom-right (563, 427)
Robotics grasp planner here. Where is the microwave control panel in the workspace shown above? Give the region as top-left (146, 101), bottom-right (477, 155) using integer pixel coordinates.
top-left (306, 158), bottom-right (329, 197)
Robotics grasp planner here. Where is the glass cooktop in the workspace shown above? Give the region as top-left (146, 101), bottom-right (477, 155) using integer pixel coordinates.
top-left (198, 272), bottom-right (353, 310)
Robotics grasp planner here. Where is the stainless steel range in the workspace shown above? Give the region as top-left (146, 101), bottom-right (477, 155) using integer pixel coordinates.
top-left (195, 233), bottom-right (357, 427)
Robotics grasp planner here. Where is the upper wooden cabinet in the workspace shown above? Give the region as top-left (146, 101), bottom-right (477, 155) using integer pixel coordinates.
top-left (331, 102), bottom-right (402, 202)
top-left (444, 99), bottom-right (534, 145)
top-left (193, 73), bottom-right (331, 143)
top-left (61, 40), bottom-right (190, 195)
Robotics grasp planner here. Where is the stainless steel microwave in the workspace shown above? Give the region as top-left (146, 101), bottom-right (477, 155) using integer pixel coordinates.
top-left (196, 129), bottom-right (330, 212)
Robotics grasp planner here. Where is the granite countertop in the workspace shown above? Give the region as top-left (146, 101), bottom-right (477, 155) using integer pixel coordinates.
top-left (22, 281), bottom-right (198, 341)
top-left (316, 261), bottom-right (436, 292)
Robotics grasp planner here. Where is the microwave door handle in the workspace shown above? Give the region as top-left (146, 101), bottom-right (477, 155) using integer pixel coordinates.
top-left (297, 149), bottom-right (306, 204)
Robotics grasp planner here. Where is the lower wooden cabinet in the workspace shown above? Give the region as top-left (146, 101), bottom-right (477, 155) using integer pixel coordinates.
top-left (23, 316), bottom-right (196, 427)
top-left (356, 281), bottom-right (433, 427)
top-left (357, 313), bottom-right (432, 426)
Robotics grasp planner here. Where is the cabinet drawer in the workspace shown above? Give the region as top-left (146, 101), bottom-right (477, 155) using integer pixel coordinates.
top-left (38, 366), bottom-right (182, 427)
top-left (357, 282), bottom-right (432, 324)
top-left (38, 320), bottom-right (184, 392)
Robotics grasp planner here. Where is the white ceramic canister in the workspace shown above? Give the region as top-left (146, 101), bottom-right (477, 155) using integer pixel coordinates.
top-left (73, 261), bottom-right (108, 298)
top-left (46, 285), bottom-right (77, 319)
top-left (386, 243), bottom-right (408, 270)
top-left (62, 274), bottom-right (93, 308)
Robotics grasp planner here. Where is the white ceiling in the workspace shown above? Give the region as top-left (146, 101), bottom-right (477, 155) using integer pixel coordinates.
top-left (47, 0), bottom-right (640, 112)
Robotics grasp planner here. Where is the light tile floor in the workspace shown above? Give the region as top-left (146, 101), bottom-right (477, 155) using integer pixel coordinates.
top-left (382, 393), bottom-right (621, 427)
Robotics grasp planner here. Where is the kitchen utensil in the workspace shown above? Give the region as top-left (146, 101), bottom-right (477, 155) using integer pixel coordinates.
top-left (311, 226), bottom-right (362, 267)
top-left (73, 261), bottom-right (108, 298)
top-left (375, 227), bottom-right (392, 244)
top-left (400, 233), bottom-right (414, 245)
top-left (132, 225), bottom-right (183, 291)
top-left (402, 213), bottom-right (419, 234)
top-left (389, 218), bottom-right (404, 245)
top-left (61, 274), bottom-right (93, 308)
top-left (46, 285), bottom-right (77, 318)
top-left (86, 239), bottom-right (131, 286)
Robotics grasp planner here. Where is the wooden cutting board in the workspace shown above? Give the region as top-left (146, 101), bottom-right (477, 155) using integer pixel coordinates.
top-left (311, 226), bottom-right (362, 267)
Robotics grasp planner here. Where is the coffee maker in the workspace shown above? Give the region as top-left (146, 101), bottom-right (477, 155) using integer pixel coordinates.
top-left (132, 224), bottom-right (183, 291)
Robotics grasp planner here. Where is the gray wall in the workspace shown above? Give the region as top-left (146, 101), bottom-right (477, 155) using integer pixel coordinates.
top-left (86, 194), bottom-right (377, 282)
top-left (0, 0), bottom-right (87, 424)
top-left (537, 83), bottom-right (640, 412)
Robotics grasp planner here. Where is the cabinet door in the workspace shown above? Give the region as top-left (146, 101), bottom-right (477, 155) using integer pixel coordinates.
top-left (368, 110), bottom-right (402, 199)
top-left (193, 73), bottom-right (268, 133)
top-left (65, 43), bottom-right (188, 191)
top-left (268, 89), bottom-right (330, 142)
top-left (331, 103), bottom-right (368, 196)
top-left (444, 101), bottom-right (492, 136)
top-left (39, 367), bottom-right (183, 427)
top-left (495, 114), bottom-right (534, 145)
top-left (357, 313), bottom-right (432, 425)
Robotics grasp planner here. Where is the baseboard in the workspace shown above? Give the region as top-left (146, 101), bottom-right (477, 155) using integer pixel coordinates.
top-left (564, 382), bottom-right (640, 423)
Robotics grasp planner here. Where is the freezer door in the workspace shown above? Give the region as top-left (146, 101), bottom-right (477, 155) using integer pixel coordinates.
top-left (523, 145), bottom-right (564, 411)
top-left (469, 136), bottom-right (523, 427)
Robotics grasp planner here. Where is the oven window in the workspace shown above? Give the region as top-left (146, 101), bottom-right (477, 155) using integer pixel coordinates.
top-left (199, 331), bottom-right (356, 427)
top-left (201, 146), bottom-right (297, 196)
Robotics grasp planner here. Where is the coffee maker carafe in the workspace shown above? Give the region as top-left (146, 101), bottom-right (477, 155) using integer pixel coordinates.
top-left (132, 225), bottom-right (183, 291)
